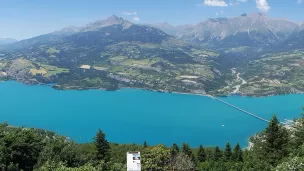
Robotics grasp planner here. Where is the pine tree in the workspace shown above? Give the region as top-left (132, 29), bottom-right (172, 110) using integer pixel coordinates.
top-left (190, 153), bottom-right (197, 165)
top-left (213, 146), bottom-right (222, 161)
top-left (197, 145), bottom-right (206, 162)
top-left (264, 115), bottom-right (289, 165)
top-left (170, 143), bottom-right (180, 157)
top-left (224, 143), bottom-right (232, 162)
top-left (232, 143), bottom-right (243, 162)
top-left (293, 108), bottom-right (304, 149)
top-left (144, 141), bottom-right (148, 148)
top-left (94, 129), bottom-right (110, 161)
top-left (182, 143), bottom-right (192, 157)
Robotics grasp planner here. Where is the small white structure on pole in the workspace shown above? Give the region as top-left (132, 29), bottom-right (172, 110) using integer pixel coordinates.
top-left (127, 151), bottom-right (141, 171)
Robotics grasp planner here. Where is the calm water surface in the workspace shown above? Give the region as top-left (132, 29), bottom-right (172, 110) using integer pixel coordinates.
top-left (0, 81), bottom-right (303, 148)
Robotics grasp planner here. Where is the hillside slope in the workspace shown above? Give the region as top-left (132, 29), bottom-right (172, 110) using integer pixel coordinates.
top-left (0, 16), bottom-right (222, 94)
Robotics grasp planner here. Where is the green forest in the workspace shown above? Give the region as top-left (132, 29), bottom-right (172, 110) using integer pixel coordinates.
top-left (1, 108), bottom-right (304, 171)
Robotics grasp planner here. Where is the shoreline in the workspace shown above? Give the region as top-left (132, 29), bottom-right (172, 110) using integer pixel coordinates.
top-left (1, 80), bottom-right (303, 149)
top-left (1, 79), bottom-right (303, 98)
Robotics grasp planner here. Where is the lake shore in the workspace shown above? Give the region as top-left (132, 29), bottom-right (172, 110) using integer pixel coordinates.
top-left (1, 81), bottom-right (303, 147)
top-left (1, 79), bottom-right (304, 98)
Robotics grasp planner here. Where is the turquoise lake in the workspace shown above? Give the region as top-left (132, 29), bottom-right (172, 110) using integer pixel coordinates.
top-left (0, 81), bottom-right (303, 148)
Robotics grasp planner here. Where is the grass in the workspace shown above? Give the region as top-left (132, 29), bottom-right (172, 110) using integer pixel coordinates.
top-left (190, 49), bottom-right (219, 57)
top-left (29, 68), bottom-right (47, 75)
top-left (13, 58), bottom-right (35, 70)
top-left (182, 64), bottom-right (214, 79)
top-left (122, 59), bottom-right (151, 66)
top-left (40, 64), bottom-right (69, 77)
top-left (109, 66), bottom-right (127, 73)
top-left (93, 66), bottom-right (108, 71)
top-left (28, 64), bottom-right (69, 77)
top-left (0, 62), bottom-right (7, 70)
top-left (110, 56), bottom-right (127, 62)
top-left (47, 47), bottom-right (60, 54)
top-left (6, 58), bottom-right (69, 77)
top-left (138, 43), bottom-right (161, 49)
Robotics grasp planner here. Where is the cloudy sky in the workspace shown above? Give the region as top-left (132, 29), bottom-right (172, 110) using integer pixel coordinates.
top-left (0, 0), bottom-right (303, 40)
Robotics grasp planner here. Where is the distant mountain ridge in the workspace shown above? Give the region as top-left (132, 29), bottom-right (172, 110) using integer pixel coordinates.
top-left (81, 15), bottom-right (133, 32)
top-left (0, 38), bottom-right (18, 45)
top-left (280, 23), bottom-right (304, 49)
top-left (176, 13), bottom-right (298, 47)
top-left (51, 26), bottom-right (82, 36)
top-left (50, 15), bottom-right (133, 37)
top-left (147, 23), bottom-right (193, 36)
top-left (2, 13), bottom-right (303, 50)
top-left (0, 15), bottom-right (169, 52)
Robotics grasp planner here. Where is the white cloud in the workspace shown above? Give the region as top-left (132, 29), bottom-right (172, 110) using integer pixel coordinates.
top-left (256, 0), bottom-right (270, 12)
top-left (133, 17), bottom-right (140, 22)
top-left (298, 0), bottom-right (302, 4)
top-left (121, 12), bottom-right (137, 16)
top-left (204, 0), bottom-right (228, 7)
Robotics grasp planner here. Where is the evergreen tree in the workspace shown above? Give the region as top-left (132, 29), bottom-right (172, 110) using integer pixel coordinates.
top-left (213, 146), bottom-right (222, 161)
top-left (224, 143), bottom-right (232, 162)
top-left (182, 143), bottom-right (192, 157)
top-left (0, 128), bottom-right (44, 171)
top-left (264, 115), bottom-right (289, 165)
top-left (232, 143), bottom-right (243, 162)
top-left (144, 141), bottom-right (148, 148)
top-left (170, 153), bottom-right (195, 171)
top-left (170, 143), bottom-right (180, 157)
top-left (293, 108), bottom-right (304, 149)
top-left (197, 145), bottom-right (206, 162)
top-left (190, 153), bottom-right (197, 166)
top-left (141, 145), bottom-right (171, 171)
top-left (94, 129), bottom-right (110, 161)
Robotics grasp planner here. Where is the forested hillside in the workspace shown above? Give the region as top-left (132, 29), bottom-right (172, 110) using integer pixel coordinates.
top-left (0, 107), bottom-right (304, 170)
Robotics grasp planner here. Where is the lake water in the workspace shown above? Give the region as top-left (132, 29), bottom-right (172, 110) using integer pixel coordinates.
top-left (0, 81), bottom-right (303, 148)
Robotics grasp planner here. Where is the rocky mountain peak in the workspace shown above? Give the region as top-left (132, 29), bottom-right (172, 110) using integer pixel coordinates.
top-left (52, 26), bottom-right (82, 35)
top-left (177, 13), bottom-right (298, 47)
top-left (81, 15), bottom-right (133, 32)
top-left (207, 17), bottom-right (228, 23)
top-left (105, 15), bottom-right (125, 24)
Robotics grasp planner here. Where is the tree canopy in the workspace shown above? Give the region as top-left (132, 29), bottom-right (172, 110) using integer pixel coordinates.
top-left (1, 108), bottom-right (304, 171)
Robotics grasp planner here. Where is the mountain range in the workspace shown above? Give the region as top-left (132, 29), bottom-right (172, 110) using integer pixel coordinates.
top-left (150, 13), bottom-right (303, 49)
top-left (0, 14), bottom-right (304, 96)
top-left (147, 22), bottom-right (193, 36)
top-left (0, 38), bottom-right (18, 45)
top-left (3, 13), bottom-right (304, 51)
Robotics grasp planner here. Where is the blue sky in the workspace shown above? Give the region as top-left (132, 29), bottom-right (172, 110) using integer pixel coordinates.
top-left (0, 0), bottom-right (303, 40)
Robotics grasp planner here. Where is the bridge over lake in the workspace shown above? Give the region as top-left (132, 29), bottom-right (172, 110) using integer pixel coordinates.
top-left (207, 95), bottom-right (270, 123)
